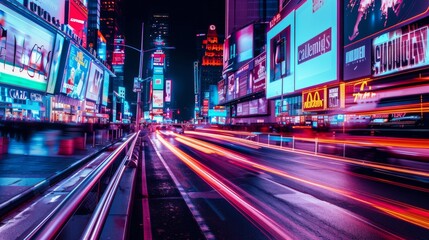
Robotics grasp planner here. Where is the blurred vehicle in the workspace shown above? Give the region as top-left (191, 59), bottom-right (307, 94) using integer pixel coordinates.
top-left (170, 124), bottom-right (184, 134)
top-left (185, 124), bottom-right (196, 131)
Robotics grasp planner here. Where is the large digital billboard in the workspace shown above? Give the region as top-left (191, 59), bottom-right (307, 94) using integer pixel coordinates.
top-left (165, 79), bottom-right (171, 102)
top-left (86, 62), bottom-right (103, 102)
top-left (295, 0), bottom-right (338, 90)
top-left (344, 0), bottom-right (429, 45)
top-left (152, 74), bottom-right (164, 90)
top-left (235, 24), bottom-right (253, 63)
top-left (152, 90), bottom-right (164, 108)
top-left (0, 4), bottom-right (59, 92)
top-left (22, 0), bottom-right (66, 27)
top-left (46, 33), bottom-right (65, 94)
top-left (372, 19), bottom-right (429, 77)
top-left (343, 0), bottom-right (429, 81)
top-left (101, 70), bottom-right (109, 106)
top-left (252, 52), bottom-right (266, 93)
top-left (152, 51), bottom-right (165, 67)
top-left (236, 63), bottom-right (250, 98)
top-left (218, 79), bottom-right (226, 104)
top-left (68, 0), bottom-right (88, 47)
top-left (266, 10), bottom-right (295, 99)
top-left (60, 44), bottom-right (90, 99)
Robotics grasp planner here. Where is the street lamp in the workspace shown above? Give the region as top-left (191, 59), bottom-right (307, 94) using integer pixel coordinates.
top-left (116, 22), bottom-right (174, 130)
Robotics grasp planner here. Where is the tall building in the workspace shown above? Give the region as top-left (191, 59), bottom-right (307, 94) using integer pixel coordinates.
top-left (100, 0), bottom-right (122, 66)
top-left (226, 0), bottom-right (278, 37)
top-left (196, 25), bottom-right (224, 123)
top-left (100, 0), bottom-right (125, 123)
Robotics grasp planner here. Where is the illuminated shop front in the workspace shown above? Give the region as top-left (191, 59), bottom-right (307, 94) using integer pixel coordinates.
top-left (49, 95), bottom-right (83, 123)
top-left (0, 86), bottom-right (46, 120)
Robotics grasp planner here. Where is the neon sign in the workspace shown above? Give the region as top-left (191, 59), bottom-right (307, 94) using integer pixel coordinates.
top-left (303, 90), bottom-right (325, 111)
top-left (373, 26), bottom-right (429, 76)
top-left (352, 81), bottom-right (376, 103)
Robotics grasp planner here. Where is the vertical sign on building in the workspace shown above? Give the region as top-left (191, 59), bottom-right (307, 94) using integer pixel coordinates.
top-left (165, 80), bottom-right (172, 102)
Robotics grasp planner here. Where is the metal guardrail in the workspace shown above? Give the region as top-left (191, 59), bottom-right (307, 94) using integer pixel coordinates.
top-left (81, 131), bottom-right (140, 239)
top-left (24, 131), bottom-right (140, 240)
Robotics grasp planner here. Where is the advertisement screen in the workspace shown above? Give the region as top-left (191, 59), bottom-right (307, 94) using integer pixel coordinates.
top-left (47, 33), bottom-right (65, 94)
top-left (372, 20), bottom-right (429, 77)
top-left (218, 79), bottom-right (226, 104)
top-left (101, 70), bottom-right (109, 106)
top-left (23, 0), bottom-right (66, 27)
top-left (226, 73), bottom-right (236, 101)
top-left (235, 24), bottom-right (253, 63)
top-left (266, 10), bottom-right (295, 99)
top-left (86, 62), bottom-right (103, 102)
top-left (344, 0), bottom-right (429, 45)
top-left (344, 38), bottom-right (372, 81)
top-left (236, 98), bottom-right (268, 116)
top-left (68, 0), bottom-right (88, 47)
top-left (249, 99), bottom-right (258, 115)
top-left (60, 44), bottom-right (90, 99)
top-left (152, 90), bottom-right (164, 108)
top-left (236, 63), bottom-right (250, 98)
top-left (295, 0), bottom-right (338, 90)
top-left (0, 4), bottom-right (57, 92)
top-left (252, 53), bottom-right (266, 93)
top-left (152, 74), bottom-right (164, 90)
top-left (153, 66), bottom-right (163, 75)
top-left (165, 79), bottom-right (171, 102)
top-left (152, 52), bottom-right (165, 67)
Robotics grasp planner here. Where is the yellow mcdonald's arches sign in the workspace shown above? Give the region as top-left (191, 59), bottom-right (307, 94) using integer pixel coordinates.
top-left (303, 89), bottom-right (325, 110)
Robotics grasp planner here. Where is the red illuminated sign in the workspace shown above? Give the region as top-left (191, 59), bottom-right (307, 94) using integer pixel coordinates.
top-left (68, 0), bottom-right (88, 47)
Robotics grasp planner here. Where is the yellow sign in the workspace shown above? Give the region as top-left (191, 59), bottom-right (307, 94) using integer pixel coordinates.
top-left (304, 90), bottom-right (324, 110)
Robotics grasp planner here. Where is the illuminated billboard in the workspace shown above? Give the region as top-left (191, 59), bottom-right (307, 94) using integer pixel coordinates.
top-left (226, 73), bottom-right (237, 101)
top-left (152, 51), bottom-right (165, 67)
top-left (236, 97), bottom-right (268, 116)
top-left (68, 0), bottom-right (88, 47)
top-left (344, 0), bottom-right (429, 45)
top-left (217, 79), bottom-right (226, 104)
top-left (235, 24), bottom-right (253, 63)
top-left (372, 20), bottom-right (429, 77)
top-left (0, 4), bottom-right (59, 92)
top-left (152, 74), bottom-right (164, 90)
top-left (152, 90), bottom-right (164, 108)
top-left (46, 33), bottom-right (65, 94)
top-left (86, 62), bottom-right (103, 102)
top-left (112, 38), bottom-right (125, 65)
top-left (22, 0), bottom-right (66, 27)
top-left (266, 10), bottom-right (295, 99)
top-left (295, 0), bottom-right (338, 90)
top-left (60, 44), bottom-right (90, 99)
top-left (252, 52), bottom-right (266, 93)
top-left (165, 79), bottom-right (171, 102)
top-left (101, 70), bottom-right (110, 106)
top-left (237, 63), bottom-right (250, 98)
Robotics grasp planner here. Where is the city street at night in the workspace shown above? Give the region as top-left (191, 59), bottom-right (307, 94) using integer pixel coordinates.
top-left (1, 0), bottom-right (429, 239)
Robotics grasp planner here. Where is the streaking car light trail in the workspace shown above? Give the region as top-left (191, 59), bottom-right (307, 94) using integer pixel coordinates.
top-left (186, 131), bottom-right (429, 178)
top-left (166, 132), bottom-right (429, 230)
top-left (155, 132), bottom-right (294, 240)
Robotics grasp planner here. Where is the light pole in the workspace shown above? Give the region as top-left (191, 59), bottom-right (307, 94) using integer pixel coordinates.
top-left (118, 22), bottom-right (175, 131)
top-left (136, 22), bottom-right (144, 130)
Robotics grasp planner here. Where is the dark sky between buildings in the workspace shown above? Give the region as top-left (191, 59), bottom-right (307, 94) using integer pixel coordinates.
top-left (120, 0), bottom-right (225, 121)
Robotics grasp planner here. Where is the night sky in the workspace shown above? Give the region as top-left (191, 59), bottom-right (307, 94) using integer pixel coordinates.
top-left (120, 0), bottom-right (225, 121)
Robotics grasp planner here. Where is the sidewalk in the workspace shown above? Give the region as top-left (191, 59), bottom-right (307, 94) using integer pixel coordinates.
top-left (0, 132), bottom-right (110, 214)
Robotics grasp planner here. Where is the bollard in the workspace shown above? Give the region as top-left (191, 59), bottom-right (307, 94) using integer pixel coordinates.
top-left (84, 132), bottom-right (87, 149)
top-left (93, 131), bottom-right (95, 148)
top-left (268, 134), bottom-right (270, 146)
top-left (292, 136), bottom-right (295, 150)
top-left (280, 135), bottom-right (283, 148)
top-left (315, 138), bottom-right (318, 154)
